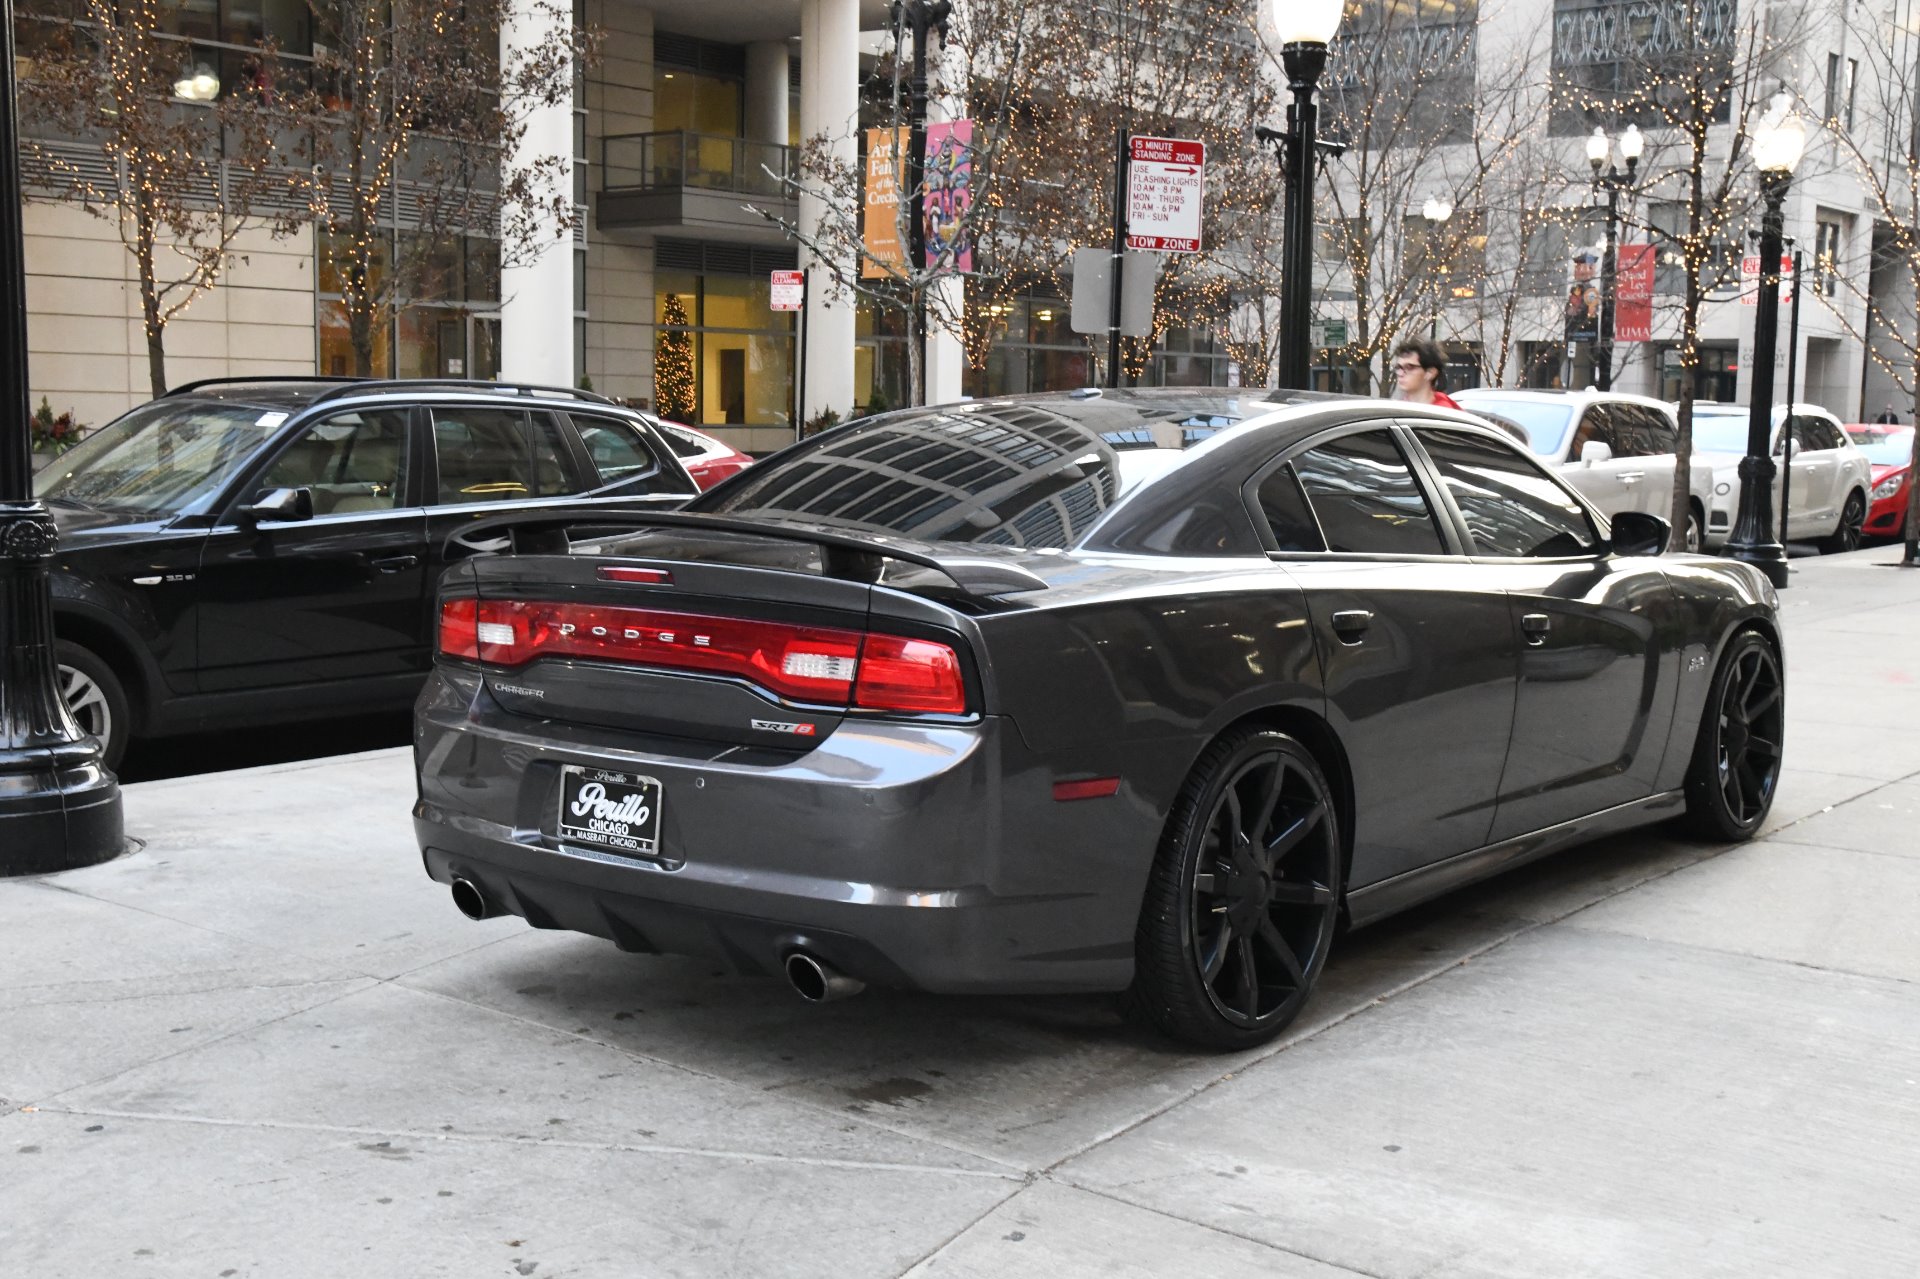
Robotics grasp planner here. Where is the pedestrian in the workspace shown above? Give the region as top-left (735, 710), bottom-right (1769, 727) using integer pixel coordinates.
top-left (1392, 338), bottom-right (1460, 410)
top-left (1875, 404), bottom-right (1901, 425)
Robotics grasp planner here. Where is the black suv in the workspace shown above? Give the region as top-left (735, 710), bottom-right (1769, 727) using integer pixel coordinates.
top-left (37, 377), bottom-right (703, 766)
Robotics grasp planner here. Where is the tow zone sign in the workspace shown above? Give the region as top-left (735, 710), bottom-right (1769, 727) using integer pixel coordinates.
top-left (1127, 136), bottom-right (1206, 254)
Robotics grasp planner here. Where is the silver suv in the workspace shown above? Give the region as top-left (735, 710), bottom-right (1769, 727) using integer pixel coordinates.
top-left (1454, 389), bottom-right (1715, 551)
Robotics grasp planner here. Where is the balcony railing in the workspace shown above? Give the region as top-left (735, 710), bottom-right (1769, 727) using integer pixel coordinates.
top-left (601, 131), bottom-right (794, 199)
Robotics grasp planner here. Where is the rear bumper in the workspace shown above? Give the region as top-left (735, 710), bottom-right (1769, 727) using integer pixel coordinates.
top-left (412, 671), bottom-right (1150, 995)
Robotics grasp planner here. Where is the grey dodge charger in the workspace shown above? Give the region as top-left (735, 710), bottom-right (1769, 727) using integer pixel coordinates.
top-left (412, 390), bottom-right (1783, 1049)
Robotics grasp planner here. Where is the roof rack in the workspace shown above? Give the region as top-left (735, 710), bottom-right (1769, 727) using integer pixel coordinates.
top-left (166, 375), bottom-right (367, 398)
top-left (306, 379), bottom-right (619, 408)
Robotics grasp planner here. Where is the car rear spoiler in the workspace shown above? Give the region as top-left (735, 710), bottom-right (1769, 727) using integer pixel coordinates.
top-left (445, 507), bottom-right (1050, 599)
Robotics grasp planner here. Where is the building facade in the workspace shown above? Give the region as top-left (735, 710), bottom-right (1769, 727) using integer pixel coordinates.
top-left (15, 0), bottom-right (1910, 449)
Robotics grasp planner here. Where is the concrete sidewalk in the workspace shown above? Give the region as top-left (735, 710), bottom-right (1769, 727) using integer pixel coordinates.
top-left (5, 547), bottom-right (1918, 1279)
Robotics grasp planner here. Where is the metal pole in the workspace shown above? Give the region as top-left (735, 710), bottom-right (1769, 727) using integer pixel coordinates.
top-left (1277, 42), bottom-right (1327, 391)
top-left (0, 0), bottom-right (124, 873)
top-left (795, 274), bottom-right (808, 442)
top-left (1782, 246), bottom-right (1803, 541)
top-left (1727, 171), bottom-right (1791, 587)
top-left (1597, 183), bottom-right (1618, 392)
top-left (1108, 123), bottom-right (1127, 389)
top-left (902, 3), bottom-right (948, 405)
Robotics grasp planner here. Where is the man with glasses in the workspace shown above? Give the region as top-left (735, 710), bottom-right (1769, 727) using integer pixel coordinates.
top-left (1392, 338), bottom-right (1460, 410)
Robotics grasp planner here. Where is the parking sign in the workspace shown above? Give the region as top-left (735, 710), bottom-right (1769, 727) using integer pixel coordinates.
top-left (1126, 136), bottom-right (1206, 254)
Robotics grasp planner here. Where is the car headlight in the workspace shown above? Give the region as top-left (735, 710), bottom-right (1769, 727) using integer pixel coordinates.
top-left (1714, 481), bottom-right (1731, 496)
top-left (1873, 472), bottom-right (1907, 500)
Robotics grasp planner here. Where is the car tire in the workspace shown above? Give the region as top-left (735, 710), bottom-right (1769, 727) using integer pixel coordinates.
top-left (1125, 727), bottom-right (1342, 1051)
top-left (1681, 630), bottom-right (1783, 842)
top-left (56, 640), bottom-right (130, 771)
top-left (1819, 491), bottom-right (1867, 554)
top-left (1683, 506), bottom-right (1703, 553)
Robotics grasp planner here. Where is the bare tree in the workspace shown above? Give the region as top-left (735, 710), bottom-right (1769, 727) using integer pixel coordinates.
top-left (19, 0), bottom-right (308, 396)
top-left (1812, 0), bottom-right (1920, 565)
top-left (1553, 0), bottom-right (1814, 549)
top-left (299, 0), bottom-right (592, 376)
top-left (1304, 0), bottom-right (1537, 393)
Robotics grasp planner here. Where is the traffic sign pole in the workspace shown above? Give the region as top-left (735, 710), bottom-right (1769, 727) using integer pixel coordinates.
top-left (1108, 125), bottom-right (1128, 389)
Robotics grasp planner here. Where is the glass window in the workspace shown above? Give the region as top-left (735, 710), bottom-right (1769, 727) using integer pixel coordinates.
top-left (262, 409), bottom-right (410, 515)
top-left (1256, 462), bottom-right (1327, 552)
top-left (1610, 404), bottom-right (1675, 457)
top-left (1420, 428), bottom-right (1601, 558)
top-left (1569, 405), bottom-right (1620, 457)
top-left (570, 413), bottom-right (664, 487)
top-left (1292, 430), bottom-right (1447, 555)
top-left (39, 400), bottom-right (282, 516)
top-left (654, 67), bottom-right (743, 135)
top-left (432, 408), bottom-right (581, 504)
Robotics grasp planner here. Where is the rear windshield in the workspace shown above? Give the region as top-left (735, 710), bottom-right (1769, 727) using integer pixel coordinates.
top-left (693, 400), bottom-right (1248, 548)
top-left (1454, 396), bottom-right (1574, 456)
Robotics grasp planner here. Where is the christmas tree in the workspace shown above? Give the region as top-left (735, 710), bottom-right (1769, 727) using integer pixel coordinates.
top-left (654, 294), bottom-right (696, 421)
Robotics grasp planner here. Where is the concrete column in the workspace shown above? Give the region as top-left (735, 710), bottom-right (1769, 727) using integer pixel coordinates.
top-left (799, 0), bottom-right (858, 424)
top-left (923, 27), bottom-right (966, 406)
top-left (745, 42), bottom-right (791, 145)
top-left (499, 0), bottom-right (575, 387)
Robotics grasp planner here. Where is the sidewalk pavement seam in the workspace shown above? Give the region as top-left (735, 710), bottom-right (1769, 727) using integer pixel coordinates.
top-left (1, 974), bottom-right (363, 1010)
top-left (13, 1106), bottom-right (1028, 1181)
top-left (21, 978), bottom-right (377, 1112)
top-left (890, 1183), bottom-right (1039, 1278)
top-left (388, 977), bottom-right (1037, 1177)
top-left (1045, 1180), bottom-right (1392, 1279)
top-left (1554, 914), bottom-right (1919, 991)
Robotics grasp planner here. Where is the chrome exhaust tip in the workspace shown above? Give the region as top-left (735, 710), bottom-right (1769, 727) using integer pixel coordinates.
top-left (785, 951), bottom-right (865, 1003)
top-left (449, 877), bottom-right (494, 921)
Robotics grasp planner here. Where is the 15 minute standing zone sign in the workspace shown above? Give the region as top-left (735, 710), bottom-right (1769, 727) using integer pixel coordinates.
top-left (1126, 136), bottom-right (1206, 254)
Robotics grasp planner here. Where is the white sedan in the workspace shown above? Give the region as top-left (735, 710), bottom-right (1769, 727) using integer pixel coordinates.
top-left (1686, 403), bottom-right (1874, 552)
top-left (1453, 389), bottom-right (1715, 550)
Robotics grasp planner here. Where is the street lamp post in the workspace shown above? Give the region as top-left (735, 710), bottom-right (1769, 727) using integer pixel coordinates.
top-left (890, 0), bottom-right (952, 402)
top-left (1585, 124), bottom-right (1641, 392)
top-left (1422, 194), bottom-right (1453, 341)
top-left (1, 0), bottom-right (124, 873)
top-left (1272, 0), bottom-right (1344, 390)
top-left (1726, 93), bottom-right (1806, 589)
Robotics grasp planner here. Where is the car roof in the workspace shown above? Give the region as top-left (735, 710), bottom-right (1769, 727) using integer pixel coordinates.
top-left (159, 377), bottom-right (633, 417)
top-left (1456, 388), bottom-right (1674, 412)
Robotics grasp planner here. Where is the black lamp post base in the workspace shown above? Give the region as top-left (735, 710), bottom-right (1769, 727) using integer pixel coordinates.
top-left (0, 756), bottom-right (123, 876)
top-left (1726, 542), bottom-right (1790, 588)
top-left (1, 502), bottom-right (124, 876)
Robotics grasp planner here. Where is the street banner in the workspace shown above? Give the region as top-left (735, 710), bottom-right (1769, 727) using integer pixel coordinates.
top-left (1616, 243), bottom-right (1655, 342)
top-left (1740, 253), bottom-right (1795, 306)
top-left (923, 120), bottom-right (974, 274)
top-left (1126, 135), bottom-right (1206, 253)
top-left (769, 269), bottom-right (805, 311)
top-left (1565, 248), bottom-right (1600, 344)
top-left (862, 127), bottom-right (909, 279)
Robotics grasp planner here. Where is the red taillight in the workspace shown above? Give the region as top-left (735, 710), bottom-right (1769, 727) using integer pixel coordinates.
top-left (438, 597), bottom-right (480, 660)
top-left (598, 566), bottom-right (674, 585)
top-left (440, 597), bottom-right (969, 714)
top-left (853, 634), bottom-right (967, 714)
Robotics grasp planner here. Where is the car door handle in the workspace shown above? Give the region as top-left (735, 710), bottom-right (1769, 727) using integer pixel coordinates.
top-left (1619, 472), bottom-right (1644, 483)
top-left (1521, 613), bottom-right (1552, 646)
top-left (371, 555), bottom-right (420, 573)
top-left (1330, 610), bottom-right (1373, 644)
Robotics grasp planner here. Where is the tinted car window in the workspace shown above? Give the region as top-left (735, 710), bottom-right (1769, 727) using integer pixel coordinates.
top-left (1291, 430), bottom-right (1447, 555)
top-left (1794, 415), bottom-right (1843, 450)
top-left (433, 408), bottom-right (582, 503)
top-left (1420, 429), bottom-right (1602, 558)
top-left (1255, 462), bottom-right (1327, 552)
top-left (570, 413), bottom-right (664, 486)
top-left (1569, 405), bottom-right (1619, 456)
top-left (1613, 404), bottom-right (1676, 456)
top-left (656, 423), bottom-right (711, 459)
top-left (260, 409), bottom-right (409, 515)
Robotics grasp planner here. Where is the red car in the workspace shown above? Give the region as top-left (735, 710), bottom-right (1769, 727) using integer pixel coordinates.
top-left (1844, 425), bottom-right (1915, 540)
top-left (653, 419), bottom-right (755, 490)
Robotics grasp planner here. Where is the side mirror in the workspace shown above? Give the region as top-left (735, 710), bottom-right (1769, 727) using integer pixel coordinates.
top-left (1580, 440), bottom-right (1613, 465)
top-left (238, 486), bottom-right (313, 525)
top-left (1778, 437), bottom-right (1799, 458)
top-left (1610, 510), bottom-right (1671, 557)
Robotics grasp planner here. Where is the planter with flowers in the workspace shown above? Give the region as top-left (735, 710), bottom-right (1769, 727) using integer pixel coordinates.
top-left (31, 397), bottom-right (85, 471)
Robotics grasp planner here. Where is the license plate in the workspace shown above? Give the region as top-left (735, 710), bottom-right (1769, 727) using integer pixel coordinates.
top-left (557, 766), bottom-right (663, 856)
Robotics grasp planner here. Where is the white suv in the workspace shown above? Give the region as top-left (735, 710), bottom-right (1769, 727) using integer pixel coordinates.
top-left (1453, 389), bottom-right (1715, 551)
top-left (1684, 403), bottom-right (1874, 552)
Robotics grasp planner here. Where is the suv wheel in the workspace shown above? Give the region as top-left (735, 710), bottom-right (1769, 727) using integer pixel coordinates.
top-left (57, 640), bottom-right (130, 770)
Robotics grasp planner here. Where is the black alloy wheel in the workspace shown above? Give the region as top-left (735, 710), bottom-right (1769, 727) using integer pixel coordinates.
top-left (1820, 491), bottom-right (1867, 554)
top-left (1128, 729), bottom-right (1342, 1050)
top-left (1683, 631), bottom-right (1784, 841)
